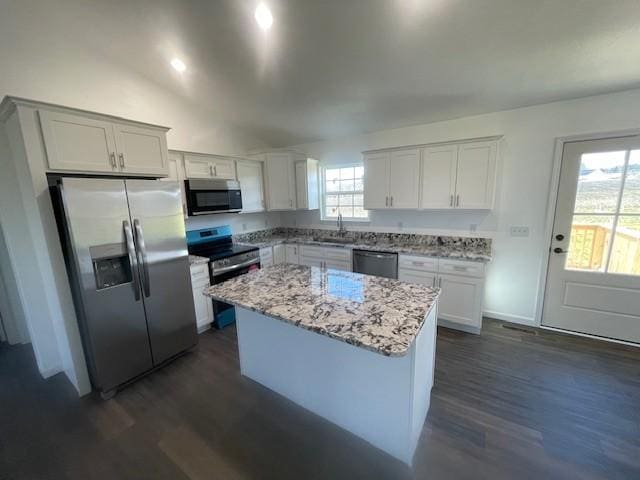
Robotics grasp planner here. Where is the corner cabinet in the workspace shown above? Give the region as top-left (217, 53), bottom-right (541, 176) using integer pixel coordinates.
top-left (39, 109), bottom-right (169, 177)
top-left (251, 151), bottom-right (320, 212)
top-left (364, 138), bottom-right (499, 211)
top-left (363, 149), bottom-right (420, 209)
top-left (236, 160), bottom-right (265, 213)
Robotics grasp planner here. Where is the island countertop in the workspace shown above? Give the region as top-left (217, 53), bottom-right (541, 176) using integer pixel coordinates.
top-left (204, 264), bottom-right (439, 357)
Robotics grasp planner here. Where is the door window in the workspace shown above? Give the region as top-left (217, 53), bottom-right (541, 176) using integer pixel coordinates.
top-left (567, 150), bottom-right (640, 275)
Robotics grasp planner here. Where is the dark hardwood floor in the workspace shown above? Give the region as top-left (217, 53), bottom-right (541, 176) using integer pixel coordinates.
top-left (1, 318), bottom-right (639, 479)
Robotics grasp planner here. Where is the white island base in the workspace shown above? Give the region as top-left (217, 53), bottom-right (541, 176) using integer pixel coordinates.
top-left (235, 306), bottom-right (438, 465)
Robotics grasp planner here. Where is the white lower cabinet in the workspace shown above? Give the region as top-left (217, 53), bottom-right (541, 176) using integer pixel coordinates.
top-left (299, 245), bottom-right (352, 271)
top-left (285, 244), bottom-right (300, 264)
top-left (273, 244), bottom-right (286, 264)
top-left (260, 247), bottom-right (274, 267)
top-left (398, 255), bottom-right (485, 334)
top-left (190, 263), bottom-right (213, 333)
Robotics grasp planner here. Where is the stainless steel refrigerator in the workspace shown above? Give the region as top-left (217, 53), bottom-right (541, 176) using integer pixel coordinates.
top-left (51, 177), bottom-right (197, 397)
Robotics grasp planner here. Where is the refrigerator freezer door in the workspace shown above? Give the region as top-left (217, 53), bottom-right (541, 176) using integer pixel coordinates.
top-left (125, 180), bottom-right (197, 364)
top-left (60, 177), bottom-right (153, 392)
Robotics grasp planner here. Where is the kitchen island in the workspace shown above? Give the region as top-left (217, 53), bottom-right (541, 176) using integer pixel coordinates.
top-left (205, 264), bottom-right (439, 464)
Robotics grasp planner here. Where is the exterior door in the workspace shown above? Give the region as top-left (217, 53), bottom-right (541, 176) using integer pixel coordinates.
top-left (542, 136), bottom-right (640, 343)
top-left (60, 178), bottom-right (152, 391)
top-left (421, 145), bottom-right (457, 209)
top-left (363, 152), bottom-right (389, 209)
top-left (125, 180), bottom-right (197, 364)
top-left (389, 149), bottom-right (421, 209)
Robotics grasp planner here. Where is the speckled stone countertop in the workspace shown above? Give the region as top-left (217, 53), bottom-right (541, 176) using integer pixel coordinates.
top-left (189, 255), bottom-right (209, 266)
top-left (234, 227), bottom-right (492, 262)
top-left (204, 264), bottom-right (439, 357)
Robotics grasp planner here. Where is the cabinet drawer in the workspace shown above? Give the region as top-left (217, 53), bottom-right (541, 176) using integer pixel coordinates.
top-left (301, 245), bottom-right (350, 261)
top-left (398, 269), bottom-right (437, 286)
top-left (438, 259), bottom-right (485, 278)
top-left (398, 254), bottom-right (438, 272)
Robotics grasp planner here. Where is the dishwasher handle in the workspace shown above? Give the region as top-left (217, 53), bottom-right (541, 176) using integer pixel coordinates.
top-left (353, 250), bottom-right (396, 259)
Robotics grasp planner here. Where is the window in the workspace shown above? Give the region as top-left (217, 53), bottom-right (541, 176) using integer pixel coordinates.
top-left (322, 165), bottom-right (369, 221)
top-left (566, 149), bottom-right (640, 275)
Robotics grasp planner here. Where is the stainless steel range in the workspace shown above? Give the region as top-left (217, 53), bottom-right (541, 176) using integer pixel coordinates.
top-left (186, 226), bottom-right (259, 328)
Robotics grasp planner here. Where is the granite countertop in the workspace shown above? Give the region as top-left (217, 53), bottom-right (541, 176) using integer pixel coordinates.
top-left (235, 228), bottom-right (492, 262)
top-left (189, 255), bottom-right (209, 266)
top-left (204, 264), bottom-right (439, 357)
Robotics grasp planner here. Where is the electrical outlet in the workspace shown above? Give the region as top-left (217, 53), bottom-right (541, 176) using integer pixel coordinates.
top-left (470, 224), bottom-right (477, 233)
top-left (510, 226), bottom-right (530, 237)
top-left (397, 221), bottom-right (403, 230)
top-left (242, 223), bottom-right (247, 231)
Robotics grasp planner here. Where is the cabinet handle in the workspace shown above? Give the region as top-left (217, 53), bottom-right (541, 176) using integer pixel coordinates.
top-left (450, 194), bottom-right (453, 207)
top-left (214, 165), bottom-right (217, 177)
top-left (110, 153), bottom-right (117, 169)
top-left (456, 194), bottom-right (460, 207)
top-left (119, 153), bottom-right (125, 169)
top-left (209, 165), bottom-right (213, 176)
top-left (439, 277), bottom-right (443, 287)
top-left (385, 196), bottom-right (388, 207)
top-left (390, 196), bottom-right (393, 207)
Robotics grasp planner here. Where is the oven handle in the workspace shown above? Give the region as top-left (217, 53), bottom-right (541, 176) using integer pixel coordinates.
top-left (212, 258), bottom-right (260, 276)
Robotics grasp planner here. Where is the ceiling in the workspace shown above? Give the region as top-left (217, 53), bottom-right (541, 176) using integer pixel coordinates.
top-left (5, 0), bottom-right (640, 146)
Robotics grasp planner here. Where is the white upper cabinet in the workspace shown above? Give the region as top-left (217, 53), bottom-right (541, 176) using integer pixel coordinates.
top-left (163, 151), bottom-right (188, 218)
top-left (263, 153), bottom-right (296, 210)
top-left (295, 158), bottom-right (319, 210)
top-left (364, 149), bottom-right (419, 209)
top-left (454, 141), bottom-right (497, 209)
top-left (421, 145), bottom-right (458, 209)
top-left (363, 152), bottom-right (390, 209)
top-left (113, 123), bottom-right (168, 175)
top-left (389, 149), bottom-right (420, 209)
top-left (184, 154), bottom-right (236, 180)
top-left (39, 110), bottom-right (119, 173)
top-left (237, 160), bottom-right (265, 213)
top-left (39, 109), bottom-right (169, 176)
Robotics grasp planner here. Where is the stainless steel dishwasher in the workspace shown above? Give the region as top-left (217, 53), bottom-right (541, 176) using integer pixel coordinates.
top-left (352, 250), bottom-right (398, 279)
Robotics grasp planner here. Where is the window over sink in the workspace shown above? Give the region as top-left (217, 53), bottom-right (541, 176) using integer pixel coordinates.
top-left (322, 165), bottom-right (369, 221)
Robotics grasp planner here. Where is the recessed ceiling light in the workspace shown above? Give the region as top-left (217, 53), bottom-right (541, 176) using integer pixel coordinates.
top-left (170, 58), bottom-right (186, 73)
top-left (254, 3), bottom-right (273, 31)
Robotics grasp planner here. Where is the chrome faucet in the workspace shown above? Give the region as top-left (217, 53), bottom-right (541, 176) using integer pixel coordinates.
top-left (337, 213), bottom-right (347, 236)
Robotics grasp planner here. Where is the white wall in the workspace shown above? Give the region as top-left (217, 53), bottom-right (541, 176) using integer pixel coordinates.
top-left (185, 211), bottom-right (282, 235)
top-left (285, 89), bottom-right (640, 326)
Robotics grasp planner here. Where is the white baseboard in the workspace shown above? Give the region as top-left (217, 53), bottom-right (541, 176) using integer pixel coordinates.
top-left (482, 310), bottom-right (536, 327)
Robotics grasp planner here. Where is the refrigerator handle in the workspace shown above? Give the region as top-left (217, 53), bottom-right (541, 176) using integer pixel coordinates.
top-left (123, 220), bottom-right (141, 301)
top-left (133, 219), bottom-right (151, 298)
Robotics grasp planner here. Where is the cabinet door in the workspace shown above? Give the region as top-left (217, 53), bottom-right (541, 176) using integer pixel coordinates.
top-left (39, 110), bottom-right (118, 173)
top-left (273, 244), bottom-right (286, 264)
top-left (237, 160), bottom-right (265, 212)
top-left (455, 141), bottom-right (497, 209)
top-left (285, 245), bottom-right (299, 264)
top-left (212, 158), bottom-right (236, 180)
top-left (299, 256), bottom-right (323, 268)
top-left (265, 153), bottom-right (295, 210)
top-left (113, 123), bottom-right (168, 176)
top-left (184, 155), bottom-right (215, 179)
top-left (191, 279), bottom-right (212, 332)
top-left (363, 152), bottom-right (390, 209)
top-left (295, 161), bottom-right (309, 209)
top-left (260, 247), bottom-right (274, 267)
top-left (421, 145), bottom-right (457, 209)
top-left (325, 259), bottom-right (352, 272)
top-left (163, 152), bottom-right (188, 218)
top-left (389, 149), bottom-right (420, 209)
top-left (437, 274), bottom-right (484, 329)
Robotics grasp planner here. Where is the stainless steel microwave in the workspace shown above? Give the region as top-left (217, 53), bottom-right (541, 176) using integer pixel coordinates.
top-left (185, 179), bottom-right (243, 215)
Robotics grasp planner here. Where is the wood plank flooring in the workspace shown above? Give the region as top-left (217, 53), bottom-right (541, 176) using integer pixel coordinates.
top-left (1, 318), bottom-right (639, 479)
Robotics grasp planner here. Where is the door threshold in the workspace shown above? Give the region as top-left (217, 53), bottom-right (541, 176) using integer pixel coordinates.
top-left (540, 325), bottom-right (640, 348)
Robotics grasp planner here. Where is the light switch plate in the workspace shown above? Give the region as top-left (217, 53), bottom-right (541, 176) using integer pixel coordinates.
top-left (510, 226), bottom-right (530, 237)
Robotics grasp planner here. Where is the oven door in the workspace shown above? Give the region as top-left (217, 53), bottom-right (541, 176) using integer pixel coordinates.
top-left (185, 179), bottom-right (243, 216)
top-left (211, 259), bottom-right (260, 328)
